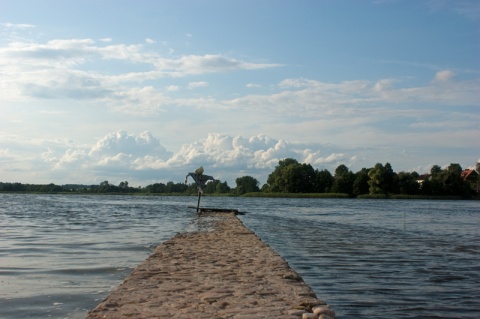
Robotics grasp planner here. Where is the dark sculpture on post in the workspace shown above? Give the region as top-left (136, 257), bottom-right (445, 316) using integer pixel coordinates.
top-left (185, 166), bottom-right (215, 212)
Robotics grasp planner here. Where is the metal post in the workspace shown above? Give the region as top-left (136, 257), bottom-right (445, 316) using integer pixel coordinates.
top-left (196, 191), bottom-right (202, 213)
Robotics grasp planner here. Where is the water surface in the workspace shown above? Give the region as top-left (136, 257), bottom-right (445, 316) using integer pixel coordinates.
top-left (1, 195), bottom-right (478, 318)
top-left (0, 194), bottom-right (191, 318)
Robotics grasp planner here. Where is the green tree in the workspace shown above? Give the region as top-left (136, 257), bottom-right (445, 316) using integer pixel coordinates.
top-left (284, 163), bottom-right (316, 193)
top-left (384, 163), bottom-right (397, 194)
top-left (165, 181), bottom-right (188, 193)
top-left (278, 158), bottom-right (300, 168)
top-left (146, 182), bottom-right (166, 193)
top-left (431, 165), bottom-right (442, 176)
top-left (396, 171), bottom-right (420, 195)
top-left (331, 164), bottom-right (355, 195)
top-left (266, 158), bottom-right (300, 192)
top-left (97, 181), bottom-right (117, 192)
top-left (215, 181), bottom-right (231, 194)
top-left (204, 180), bottom-right (219, 194)
top-left (368, 163), bottom-right (396, 195)
top-left (475, 162), bottom-right (480, 194)
top-left (447, 163), bottom-right (462, 175)
top-left (235, 176), bottom-right (260, 195)
top-left (314, 169), bottom-right (334, 193)
top-left (353, 168), bottom-right (370, 196)
top-left (421, 165), bottom-right (443, 195)
top-left (265, 158), bottom-right (316, 193)
top-left (203, 180), bottom-right (230, 194)
top-left (186, 183), bottom-right (199, 194)
top-left (442, 163), bottom-right (470, 197)
top-left (368, 163), bottom-right (387, 194)
top-left (422, 164), bottom-right (471, 197)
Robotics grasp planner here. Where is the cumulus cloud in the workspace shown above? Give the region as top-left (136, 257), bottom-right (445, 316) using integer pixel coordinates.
top-left (2, 129), bottom-right (477, 186)
top-left (152, 133), bottom-right (350, 182)
top-left (24, 131), bottom-right (353, 186)
top-left (39, 131), bottom-right (173, 182)
top-left (88, 131), bottom-right (172, 159)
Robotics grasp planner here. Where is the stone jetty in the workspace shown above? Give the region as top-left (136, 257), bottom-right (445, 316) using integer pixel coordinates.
top-left (86, 211), bottom-right (335, 319)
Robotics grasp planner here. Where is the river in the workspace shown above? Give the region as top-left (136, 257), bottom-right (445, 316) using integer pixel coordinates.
top-left (0, 194), bottom-right (478, 318)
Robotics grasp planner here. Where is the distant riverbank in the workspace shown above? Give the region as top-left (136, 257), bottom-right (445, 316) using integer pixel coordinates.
top-left (242, 192), bottom-right (474, 200)
top-left (1, 191), bottom-right (477, 200)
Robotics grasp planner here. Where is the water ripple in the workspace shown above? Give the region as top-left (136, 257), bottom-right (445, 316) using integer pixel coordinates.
top-left (1, 195), bottom-right (479, 319)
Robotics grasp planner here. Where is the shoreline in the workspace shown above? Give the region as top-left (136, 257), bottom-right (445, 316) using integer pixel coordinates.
top-left (86, 212), bottom-right (335, 319)
top-left (1, 192), bottom-right (474, 200)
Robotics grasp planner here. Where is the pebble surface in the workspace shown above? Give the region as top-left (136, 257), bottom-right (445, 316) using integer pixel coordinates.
top-left (86, 212), bottom-right (333, 319)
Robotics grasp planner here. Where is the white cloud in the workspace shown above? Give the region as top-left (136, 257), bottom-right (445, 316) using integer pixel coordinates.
top-left (1, 131), bottom-right (356, 185)
top-left (145, 38), bottom-right (155, 44)
top-left (434, 70), bottom-right (456, 82)
top-left (373, 78), bottom-right (395, 92)
top-left (166, 85), bottom-right (180, 91)
top-left (257, 75), bottom-right (477, 120)
top-left (0, 37), bottom-right (281, 103)
top-left (1, 23), bottom-right (36, 29)
top-left (153, 54), bottom-right (281, 75)
top-left (88, 131), bottom-right (172, 159)
top-left (0, 25), bottom-right (477, 187)
top-left (20, 33), bottom-right (474, 121)
top-left (1, 129), bottom-right (477, 186)
top-left (187, 81), bottom-right (209, 89)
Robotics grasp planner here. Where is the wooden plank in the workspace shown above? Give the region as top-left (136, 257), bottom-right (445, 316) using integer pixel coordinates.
top-left (187, 206), bottom-right (246, 215)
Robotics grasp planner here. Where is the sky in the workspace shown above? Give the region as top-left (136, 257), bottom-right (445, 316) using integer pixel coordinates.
top-left (0, 0), bottom-right (479, 187)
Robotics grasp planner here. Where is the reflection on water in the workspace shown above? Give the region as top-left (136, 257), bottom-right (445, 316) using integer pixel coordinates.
top-left (0, 195), bottom-right (479, 319)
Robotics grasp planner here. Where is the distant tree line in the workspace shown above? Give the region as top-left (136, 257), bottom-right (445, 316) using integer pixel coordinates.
top-left (261, 159), bottom-right (478, 198)
top-left (1, 158), bottom-right (478, 198)
top-left (0, 182), bottom-right (65, 193)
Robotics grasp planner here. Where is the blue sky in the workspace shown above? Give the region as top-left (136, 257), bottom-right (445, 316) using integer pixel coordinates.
top-left (1, 0), bottom-right (479, 187)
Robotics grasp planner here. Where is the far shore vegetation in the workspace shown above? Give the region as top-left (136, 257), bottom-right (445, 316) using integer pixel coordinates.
top-left (1, 159), bottom-right (479, 199)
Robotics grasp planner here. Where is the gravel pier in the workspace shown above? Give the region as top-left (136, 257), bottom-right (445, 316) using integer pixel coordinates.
top-left (86, 212), bottom-right (335, 319)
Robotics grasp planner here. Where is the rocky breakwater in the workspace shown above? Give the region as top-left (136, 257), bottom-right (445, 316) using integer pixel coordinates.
top-left (86, 212), bottom-right (335, 319)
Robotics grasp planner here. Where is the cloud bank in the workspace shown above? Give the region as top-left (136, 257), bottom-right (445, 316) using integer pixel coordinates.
top-left (1, 131), bottom-right (356, 186)
top-left (4, 129), bottom-right (475, 187)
